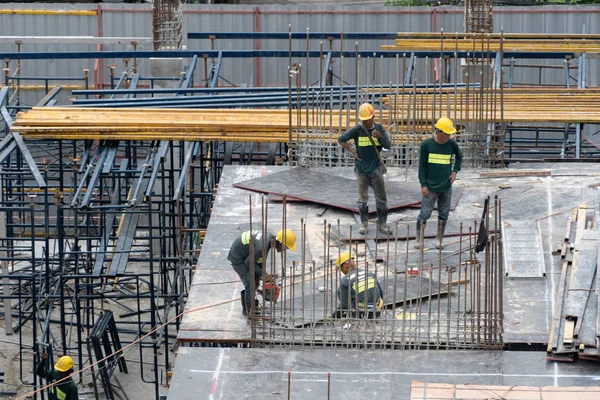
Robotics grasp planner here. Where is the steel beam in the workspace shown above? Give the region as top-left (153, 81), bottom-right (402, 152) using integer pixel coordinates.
top-left (0, 50), bottom-right (576, 60)
top-left (0, 107), bottom-right (46, 188)
top-left (73, 83), bottom-right (463, 97)
top-left (210, 52), bottom-right (223, 89)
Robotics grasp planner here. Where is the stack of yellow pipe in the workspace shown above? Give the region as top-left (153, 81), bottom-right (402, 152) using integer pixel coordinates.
top-left (382, 32), bottom-right (600, 53)
top-left (382, 90), bottom-right (600, 123)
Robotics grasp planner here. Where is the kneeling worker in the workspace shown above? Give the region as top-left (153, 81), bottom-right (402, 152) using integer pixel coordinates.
top-left (333, 251), bottom-right (384, 319)
top-left (228, 229), bottom-right (297, 315)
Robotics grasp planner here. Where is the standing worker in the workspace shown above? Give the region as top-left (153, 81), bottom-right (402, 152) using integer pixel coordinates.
top-left (228, 229), bottom-right (297, 315)
top-left (415, 117), bottom-right (463, 249)
top-left (35, 352), bottom-right (79, 400)
top-left (338, 103), bottom-right (392, 235)
top-left (333, 251), bottom-right (384, 319)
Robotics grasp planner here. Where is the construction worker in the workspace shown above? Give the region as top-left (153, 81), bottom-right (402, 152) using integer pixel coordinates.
top-left (338, 103), bottom-right (392, 235)
top-left (35, 352), bottom-right (79, 400)
top-left (415, 117), bottom-right (463, 250)
top-left (332, 251), bottom-right (384, 319)
top-left (228, 229), bottom-right (296, 315)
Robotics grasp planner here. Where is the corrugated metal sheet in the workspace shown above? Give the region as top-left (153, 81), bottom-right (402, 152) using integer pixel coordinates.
top-left (0, 4), bottom-right (599, 106)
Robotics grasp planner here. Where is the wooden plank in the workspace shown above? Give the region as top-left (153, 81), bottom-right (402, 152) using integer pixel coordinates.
top-left (410, 381), bottom-right (600, 400)
top-left (597, 243), bottom-right (600, 339)
top-left (564, 230), bottom-right (599, 337)
top-left (547, 256), bottom-right (570, 353)
top-left (574, 205), bottom-right (588, 251)
top-left (564, 319), bottom-right (575, 345)
top-left (479, 170), bottom-right (551, 178)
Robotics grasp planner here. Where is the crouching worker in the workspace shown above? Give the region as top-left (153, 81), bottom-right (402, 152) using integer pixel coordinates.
top-left (35, 352), bottom-right (79, 400)
top-left (228, 229), bottom-right (297, 316)
top-left (332, 251), bottom-right (384, 319)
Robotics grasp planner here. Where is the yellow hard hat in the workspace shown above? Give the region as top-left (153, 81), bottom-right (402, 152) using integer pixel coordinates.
top-left (435, 117), bottom-right (456, 135)
top-left (55, 356), bottom-right (74, 372)
top-left (276, 229), bottom-right (297, 252)
top-left (358, 103), bottom-right (375, 121)
top-left (335, 251), bottom-right (353, 268)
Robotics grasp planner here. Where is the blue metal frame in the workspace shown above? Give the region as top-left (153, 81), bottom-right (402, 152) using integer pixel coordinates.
top-left (173, 142), bottom-right (200, 201)
top-left (575, 53), bottom-right (587, 158)
top-left (71, 92), bottom-right (361, 108)
top-left (37, 86), bottom-right (62, 106)
top-left (181, 55), bottom-right (198, 92)
top-left (494, 52), bottom-right (502, 89)
top-left (564, 59), bottom-right (570, 89)
top-left (124, 73), bottom-right (140, 99)
top-left (319, 52), bottom-right (332, 88)
top-left (72, 83), bottom-right (464, 97)
top-left (404, 53), bottom-right (416, 86)
top-left (210, 51), bottom-right (223, 89)
top-left (0, 106), bottom-right (47, 188)
top-left (0, 50), bottom-right (576, 61)
top-left (110, 69), bottom-right (129, 99)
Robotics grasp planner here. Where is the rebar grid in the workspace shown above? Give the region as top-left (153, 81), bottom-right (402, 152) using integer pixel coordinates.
top-left (464, 0), bottom-right (493, 34)
top-left (152, 0), bottom-right (183, 50)
top-left (288, 36), bottom-right (505, 170)
top-left (0, 139), bottom-right (214, 396)
top-left (248, 197), bottom-right (503, 350)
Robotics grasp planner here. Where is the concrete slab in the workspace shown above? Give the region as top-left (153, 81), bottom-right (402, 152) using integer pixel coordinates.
top-left (181, 163), bottom-right (600, 346)
top-left (167, 347), bottom-right (600, 399)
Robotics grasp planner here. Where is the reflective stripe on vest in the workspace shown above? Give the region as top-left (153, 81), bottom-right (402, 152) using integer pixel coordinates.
top-left (358, 136), bottom-right (380, 147)
top-left (50, 386), bottom-right (67, 400)
top-left (56, 387), bottom-right (67, 400)
top-left (428, 153), bottom-right (451, 165)
top-left (352, 277), bottom-right (376, 294)
top-left (241, 230), bottom-right (262, 245)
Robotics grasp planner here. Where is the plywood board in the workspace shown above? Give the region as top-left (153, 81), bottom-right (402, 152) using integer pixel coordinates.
top-left (233, 167), bottom-right (422, 213)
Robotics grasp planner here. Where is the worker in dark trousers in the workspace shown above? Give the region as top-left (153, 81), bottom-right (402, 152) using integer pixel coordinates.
top-left (338, 103), bottom-right (392, 235)
top-left (415, 117), bottom-right (463, 250)
top-left (332, 251), bottom-right (384, 319)
top-left (35, 352), bottom-right (79, 400)
top-left (228, 229), bottom-right (296, 315)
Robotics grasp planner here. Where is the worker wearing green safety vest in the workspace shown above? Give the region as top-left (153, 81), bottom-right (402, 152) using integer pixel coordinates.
top-left (415, 117), bottom-right (463, 250)
top-left (332, 251), bottom-right (384, 319)
top-left (228, 229), bottom-right (296, 315)
top-left (35, 352), bottom-right (79, 400)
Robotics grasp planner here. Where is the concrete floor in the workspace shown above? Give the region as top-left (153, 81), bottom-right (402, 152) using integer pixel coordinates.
top-left (172, 162), bottom-right (600, 398)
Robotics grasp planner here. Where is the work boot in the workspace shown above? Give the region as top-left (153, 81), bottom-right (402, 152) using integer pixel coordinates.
top-left (435, 219), bottom-right (447, 249)
top-left (240, 290), bottom-right (249, 316)
top-left (414, 220), bottom-right (426, 249)
top-left (358, 202), bottom-right (369, 234)
top-left (376, 202), bottom-right (392, 235)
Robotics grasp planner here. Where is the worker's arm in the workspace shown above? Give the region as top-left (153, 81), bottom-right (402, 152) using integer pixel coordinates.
top-left (338, 279), bottom-right (350, 310)
top-left (372, 123), bottom-right (391, 149)
top-left (418, 142), bottom-right (429, 197)
top-left (338, 128), bottom-right (360, 161)
top-left (452, 141), bottom-right (463, 174)
top-left (35, 353), bottom-right (50, 379)
top-left (376, 279), bottom-right (385, 302)
top-left (244, 251), bottom-right (263, 278)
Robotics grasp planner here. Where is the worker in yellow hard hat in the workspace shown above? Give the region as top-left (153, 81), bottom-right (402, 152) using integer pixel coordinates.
top-left (415, 117), bottom-right (463, 250)
top-left (332, 251), bottom-right (384, 319)
top-left (338, 103), bottom-right (392, 235)
top-left (35, 352), bottom-right (79, 400)
top-left (228, 228), bottom-right (296, 316)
